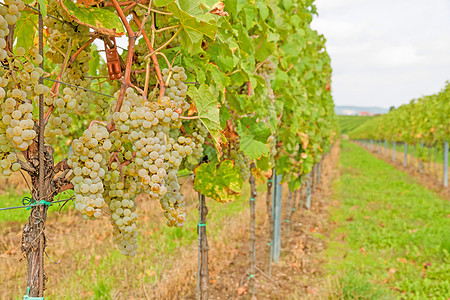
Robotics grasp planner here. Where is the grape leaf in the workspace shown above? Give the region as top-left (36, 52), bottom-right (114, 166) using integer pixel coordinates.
top-left (194, 160), bottom-right (243, 202)
top-left (37, 0), bottom-right (48, 16)
top-left (61, 0), bottom-right (125, 36)
top-left (154, 0), bottom-right (175, 6)
top-left (237, 120), bottom-right (270, 159)
top-left (168, 0), bottom-right (217, 53)
top-left (187, 84), bottom-right (223, 154)
top-left (14, 10), bottom-right (37, 50)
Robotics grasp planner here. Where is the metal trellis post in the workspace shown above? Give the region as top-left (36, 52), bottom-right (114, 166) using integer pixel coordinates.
top-left (271, 170), bottom-right (282, 263)
top-left (305, 172), bottom-right (312, 210)
top-left (404, 142), bottom-right (407, 167)
top-left (444, 141), bottom-right (449, 187)
top-left (392, 141), bottom-right (396, 162)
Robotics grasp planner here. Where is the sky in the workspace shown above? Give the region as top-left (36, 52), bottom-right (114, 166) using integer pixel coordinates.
top-left (310, 0), bottom-right (450, 109)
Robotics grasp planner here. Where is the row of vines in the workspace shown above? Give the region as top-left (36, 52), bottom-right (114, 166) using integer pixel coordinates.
top-left (0, 0), bottom-right (336, 297)
top-left (350, 82), bottom-right (449, 145)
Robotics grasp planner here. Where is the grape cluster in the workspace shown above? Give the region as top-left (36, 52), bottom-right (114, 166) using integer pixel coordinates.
top-left (104, 169), bottom-right (139, 256)
top-left (45, 87), bottom-right (76, 144)
top-left (45, 0), bottom-right (109, 121)
top-left (231, 148), bottom-right (252, 181)
top-left (68, 125), bottom-right (110, 220)
top-left (67, 63), bottom-right (206, 255)
top-left (0, 89), bottom-right (37, 151)
top-left (181, 119), bottom-right (207, 170)
top-left (0, 0), bottom-right (24, 59)
top-left (0, 152), bottom-right (20, 176)
top-left (257, 60), bottom-right (276, 102)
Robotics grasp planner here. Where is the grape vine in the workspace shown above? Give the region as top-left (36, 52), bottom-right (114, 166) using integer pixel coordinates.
top-left (0, 0), bottom-right (337, 296)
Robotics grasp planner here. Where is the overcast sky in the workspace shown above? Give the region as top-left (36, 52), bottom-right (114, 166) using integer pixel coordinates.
top-left (311, 0), bottom-right (450, 109)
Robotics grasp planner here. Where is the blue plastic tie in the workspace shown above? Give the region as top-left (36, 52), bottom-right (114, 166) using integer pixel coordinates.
top-left (24, 287), bottom-right (44, 300)
top-left (197, 223), bottom-right (206, 227)
top-left (248, 274), bottom-right (255, 280)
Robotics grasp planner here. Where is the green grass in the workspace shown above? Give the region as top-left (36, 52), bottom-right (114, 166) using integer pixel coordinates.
top-left (325, 141), bottom-right (450, 299)
top-left (338, 116), bottom-right (375, 134)
top-left (43, 184), bottom-right (259, 299)
top-left (0, 189), bottom-right (73, 225)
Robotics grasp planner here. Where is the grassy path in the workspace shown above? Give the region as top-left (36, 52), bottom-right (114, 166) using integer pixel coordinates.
top-left (325, 141), bottom-right (450, 299)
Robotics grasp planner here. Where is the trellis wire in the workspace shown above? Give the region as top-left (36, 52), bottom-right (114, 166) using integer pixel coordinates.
top-left (24, 4), bottom-right (60, 21)
top-left (42, 78), bottom-right (114, 98)
top-left (0, 198), bottom-right (73, 212)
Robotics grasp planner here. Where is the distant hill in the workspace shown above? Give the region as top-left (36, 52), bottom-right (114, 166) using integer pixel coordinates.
top-left (335, 106), bottom-right (388, 116)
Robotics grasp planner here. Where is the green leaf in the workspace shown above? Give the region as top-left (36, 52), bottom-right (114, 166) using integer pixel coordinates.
top-left (154, 0), bottom-right (175, 6)
top-left (14, 10), bottom-right (37, 50)
top-left (194, 160), bottom-right (243, 202)
top-left (62, 0), bottom-right (125, 36)
top-left (37, 0), bottom-right (48, 16)
top-left (168, 0), bottom-right (217, 53)
top-left (237, 120), bottom-right (270, 159)
top-left (187, 84), bottom-right (223, 151)
top-left (254, 36), bottom-right (276, 62)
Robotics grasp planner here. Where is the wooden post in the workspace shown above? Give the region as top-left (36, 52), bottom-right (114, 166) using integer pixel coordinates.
top-left (248, 163), bottom-right (256, 297)
top-left (197, 193), bottom-right (209, 300)
top-left (21, 9), bottom-right (53, 297)
top-left (265, 174), bottom-right (273, 273)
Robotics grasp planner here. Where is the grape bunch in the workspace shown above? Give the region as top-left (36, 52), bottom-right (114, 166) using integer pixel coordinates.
top-left (44, 87), bottom-right (76, 144)
top-left (257, 60), bottom-right (276, 102)
top-left (181, 119), bottom-right (207, 170)
top-left (1, 91), bottom-right (36, 151)
top-left (103, 159), bottom-right (140, 256)
top-left (230, 148), bottom-right (252, 181)
top-left (45, 0), bottom-right (109, 119)
top-left (68, 124), bottom-right (111, 220)
top-left (0, 0), bottom-right (24, 59)
top-left (67, 61), bottom-right (207, 255)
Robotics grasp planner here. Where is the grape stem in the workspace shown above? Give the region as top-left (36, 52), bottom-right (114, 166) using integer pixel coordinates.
top-left (156, 25), bottom-right (181, 33)
top-left (144, 27), bottom-right (182, 60)
top-left (253, 60), bottom-right (266, 74)
top-left (136, 3), bottom-right (172, 15)
top-left (108, 0), bottom-right (138, 132)
top-left (88, 120), bottom-right (107, 130)
top-left (143, 61), bottom-right (151, 100)
top-left (179, 116), bottom-right (200, 120)
top-left (285, 64), bottom-right (294, 73)
top-left (44, 38), bottom-right (73, 125)
top-left (135, 0), bottom-right (152, 38)
top-left (247, 81), bottom-right (252, 96)
top-left (155, 52), bottom-right (171, 70)
top-left (130, 83), bottom-right (145, 96)
top-left (132, 11), bottom-right (166, 98)
top-left (68, 33), bottom-right (100, 64)
top-left (122, 2), bottom-right (137, 13)
top-left (100, 0), bottom-right (149, 8)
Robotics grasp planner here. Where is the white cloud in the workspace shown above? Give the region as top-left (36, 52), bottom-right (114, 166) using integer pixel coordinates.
top-left (311, 0), bottom-right (450, 108)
